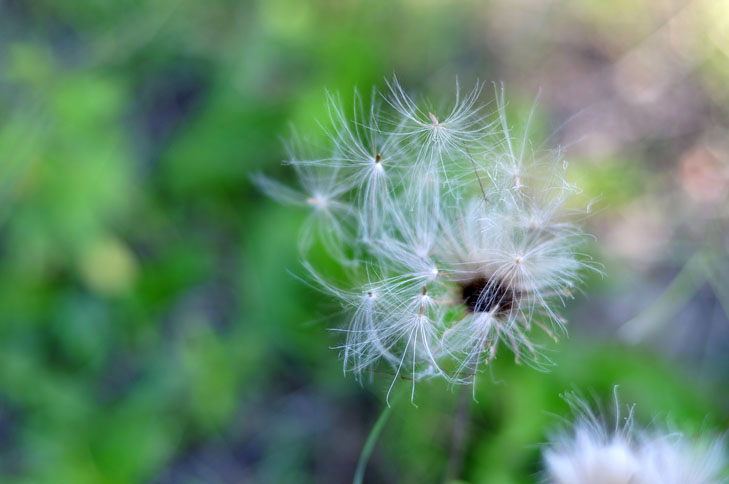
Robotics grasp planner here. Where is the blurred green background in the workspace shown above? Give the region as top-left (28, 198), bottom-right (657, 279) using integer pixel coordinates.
top-left (0, 0), bottom-right (728, 482)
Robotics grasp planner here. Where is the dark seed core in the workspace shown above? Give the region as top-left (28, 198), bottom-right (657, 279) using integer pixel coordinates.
top-left (460, 277), bottom-right (515, 315)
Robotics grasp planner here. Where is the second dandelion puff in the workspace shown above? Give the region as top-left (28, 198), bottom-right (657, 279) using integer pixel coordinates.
top-left (543, 391), bottom-right (727, 484)
top-left (255, 79), bottom-right (593, 398)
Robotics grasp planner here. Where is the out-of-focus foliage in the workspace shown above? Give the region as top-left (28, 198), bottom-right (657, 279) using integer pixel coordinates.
top-left (0, 0), bottom-right (727, 483)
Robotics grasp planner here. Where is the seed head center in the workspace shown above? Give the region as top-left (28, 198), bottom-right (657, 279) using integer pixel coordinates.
top-left (460, 277), bottom-right (515, 315)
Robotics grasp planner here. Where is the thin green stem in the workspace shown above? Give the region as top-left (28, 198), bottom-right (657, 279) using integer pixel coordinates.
top-left (353, 395), bottom-right (400, 484)
top-left (443, 385), bottom-right (471, 483)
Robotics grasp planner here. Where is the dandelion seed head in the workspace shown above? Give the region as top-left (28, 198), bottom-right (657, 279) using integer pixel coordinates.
top-left (543, 391), bottom-right (728, 484)
top-left (254, 78), bottom-right (596, 396)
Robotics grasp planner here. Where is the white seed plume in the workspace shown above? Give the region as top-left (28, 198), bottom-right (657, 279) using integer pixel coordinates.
top-left (254, 78), bottom-right (594, 400)
top-left (543, 391), bottom-right (727, 484)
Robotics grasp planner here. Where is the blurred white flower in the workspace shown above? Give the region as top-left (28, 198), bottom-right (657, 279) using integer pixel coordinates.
top-left (254, 79), bottom-right (593, 401)
top-left (543, 391), bottom-right (727, 484)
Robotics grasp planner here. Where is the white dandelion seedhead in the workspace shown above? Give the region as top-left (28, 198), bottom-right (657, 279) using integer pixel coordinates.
top-left (254, 78), bottom-right (594, 399)
top-left (543, 390), bottom-right (728, 484)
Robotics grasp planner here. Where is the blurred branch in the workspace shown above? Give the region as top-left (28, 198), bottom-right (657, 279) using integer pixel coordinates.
top-left (701, 249), bottom-right (729, 321)
top-left (620, 251), bottom-right (706, 343)
top-left (443, 385), bottom-right (470, 484)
